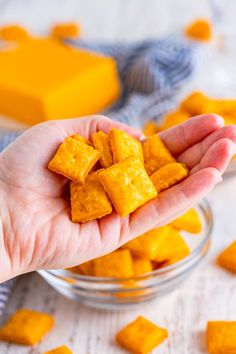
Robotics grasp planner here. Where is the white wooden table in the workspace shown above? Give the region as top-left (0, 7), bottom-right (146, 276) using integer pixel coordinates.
top-left (0, 1), bottom-right (236, 353)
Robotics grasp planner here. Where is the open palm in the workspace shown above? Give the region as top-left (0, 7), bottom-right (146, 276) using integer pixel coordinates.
top-left (0, 114), bottom-right (235, 282)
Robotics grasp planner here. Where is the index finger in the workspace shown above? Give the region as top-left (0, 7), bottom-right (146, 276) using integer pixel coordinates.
top-left (159, 114), bottom-right (224, 157)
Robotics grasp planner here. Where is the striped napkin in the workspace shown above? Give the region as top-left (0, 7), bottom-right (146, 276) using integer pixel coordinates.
top-left (0, 33), bottom-right (201, 315)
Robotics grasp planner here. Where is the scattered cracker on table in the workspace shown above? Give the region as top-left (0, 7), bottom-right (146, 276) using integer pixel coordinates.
top-left (48, 134), bottom-right (101, 183)
top-left (99, 156), bottom-right (157, 217)
top-left (0, 309), bottom-right (54, 345)
top-left (92, 131), bottom-right (113, 168)
top-left (116, 316), bottom-right (168, 354)
top-left (93, 249), bottom-right (134, 278)
top-left (70, 170), bottom-right (112, 223)
top-left (109, 128), bottom-right (144, 163)
top-left (206, 321), bottom-right (236, 354)
top-left (51, 22), bottom-right (80, 39)
top-left (185, 18), bottom-right (212, 42)
top-left (171, 208), bottom-right (202, 234)
top-left (0, 25), bottom-right (30, 41)
top-left (150, 162), bottom-right (189, 193)
top-left (143, 134), bottom-right (175, 175)
top-left (217, 241), bottom-right (236, 273)
top-left (44, 345), bottom-right (72, 354)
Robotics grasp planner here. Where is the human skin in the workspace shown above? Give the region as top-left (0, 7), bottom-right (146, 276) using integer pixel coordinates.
top-left (0, 114), bottom-right (235, 283)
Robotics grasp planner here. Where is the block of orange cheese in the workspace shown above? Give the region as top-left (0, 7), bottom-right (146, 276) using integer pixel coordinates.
top-left (0, 309), bottom-right (54, 345)
top-left (0, 38), bottom-right (120, 125)
top-left (116, 316), bottom-right (168, 353)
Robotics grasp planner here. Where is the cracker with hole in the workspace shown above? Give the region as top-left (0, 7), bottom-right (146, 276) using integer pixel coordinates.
top-left (109, 128), bottom-right (144, 163)
top-left (98, 156), bottom-right (157, 217)
top-left (70, 170), bottom-right (112, 223)
top-left (116, 316), bottom-right (168, 353)
top-left (48, 134), bottom-right (101, 183)
top-left (143, 134), bottom-right (175, 175)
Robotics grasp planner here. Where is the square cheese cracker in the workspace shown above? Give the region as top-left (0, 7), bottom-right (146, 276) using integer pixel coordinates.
top-left (70, 170), bottom-right (112, 223)
top-left (48, 134), bottom-right (101, 183)
top-left (98, 156), bottom-right (157, 217)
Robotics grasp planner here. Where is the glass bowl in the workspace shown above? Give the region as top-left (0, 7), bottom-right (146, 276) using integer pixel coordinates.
top-left (39, 199), bottom-right (213, 310)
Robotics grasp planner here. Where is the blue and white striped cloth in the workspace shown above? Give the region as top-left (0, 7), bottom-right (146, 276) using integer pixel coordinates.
top-left (0, 33), bottom-right (202, 315)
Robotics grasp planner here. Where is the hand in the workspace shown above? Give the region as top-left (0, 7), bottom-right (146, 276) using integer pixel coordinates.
top-left (0, 114), bottom-right (235, 282)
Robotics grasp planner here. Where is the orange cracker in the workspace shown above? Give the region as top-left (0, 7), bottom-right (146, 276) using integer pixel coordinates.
top-left (206, 321), bottom-right (236, 354)
top-left (44, 346), bottom-right (72, 354)
top-left (70, 170), bottom-right (112, 223)
top-left (142, 134), bottom-right (175, 175)
top-left (93, 249), bottom-right (134, 278)
top-left (0, 309), bottom-right (54, 345)
top-left (109, 128), bottom-right (144, 163)
top-left (150, 163), bottom-right (189, 193)
top-left (217, 241), bottom-right (236, 273)
top-left (133, 257), bottom-right (153, 276)
top-left (51, 22), bottom-right (80, 39)
top-left (143, 120), bottom-right (159, 137)
top-left (185, 18), bottom-right (212, 42)
top-left (68, 260), bottom-right (94, 276)
top-left (122, 226), bottom-right (172, 260)
top-left (48, 134), bottom-right (101, 183)
top-left (92, 131), bottom-right (113, 168)
top-left (116, 316), bottom-right (168, 353)
top-left (154, 228), bottom-right (190, 265)
top-left (171, 208), bottom-right (202, 234)
top-left (180, 91), bottom-right (209, 116)
top-left (0, 25), bottom-right (30, 41)
top-left (98, 156), bottom-right (157, 217)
